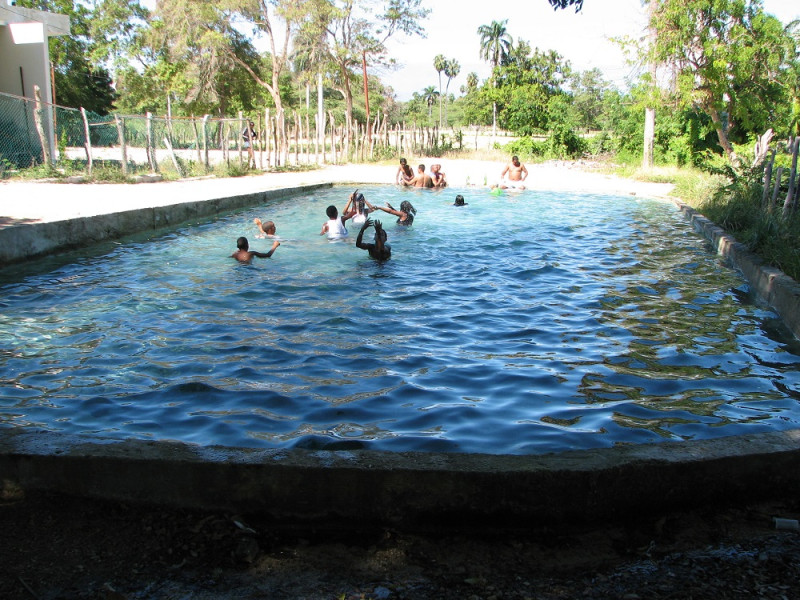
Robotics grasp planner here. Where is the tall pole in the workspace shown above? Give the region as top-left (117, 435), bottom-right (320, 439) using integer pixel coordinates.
top-left (642, 0), bottom-right (656, 169)
top-left (362, 51), bottom-right (371, 144)
top-left (317, 72), bottom-right (324, 158)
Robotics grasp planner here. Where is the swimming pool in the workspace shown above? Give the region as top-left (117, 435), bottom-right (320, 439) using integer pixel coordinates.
top-left (1, 185), bottom-right (799, 455)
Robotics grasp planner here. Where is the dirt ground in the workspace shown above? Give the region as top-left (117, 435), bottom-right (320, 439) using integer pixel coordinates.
top-left (2, 485), bottom-right (800, 600)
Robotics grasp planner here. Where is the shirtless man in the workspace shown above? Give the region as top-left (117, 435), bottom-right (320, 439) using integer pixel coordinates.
top-left (231, 237), bottom-right (280, 263)
top-left (405, 163), bottom-right (434, 188)
top-left (499, 155), bottom-right (529, 190)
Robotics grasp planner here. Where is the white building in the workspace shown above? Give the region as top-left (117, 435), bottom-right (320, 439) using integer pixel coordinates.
top-left (0, 0), bottom-right (70, 164)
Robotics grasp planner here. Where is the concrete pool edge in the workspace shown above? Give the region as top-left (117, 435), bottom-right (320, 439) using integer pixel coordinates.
top-left (2, 428), bottom-right (799, 528)
top-left (674, 199), bottom-right (800, 340)
top-left (0, 183), bottom-right (332, 266)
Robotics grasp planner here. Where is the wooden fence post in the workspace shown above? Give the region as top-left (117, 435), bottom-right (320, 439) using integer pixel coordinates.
top-left (783, 138), bottom-right (800, 218)
top-left (146, 112), bottom-right (159, 173)
top-left (191, 115), bottom-right (202, 164)
top-left (202, 114), bottom-right (210, 170)
top-left (771, 167), bottom-right (784, 211)
top-left (32, 85), bottom-right (51, 167)
top-left (328, 111), bottom-right (337, 164)
top-left (762, 149), bottom-right (775, 207)
top-left (114, 114), bottom-right (128, 175)
top-left (80, 107), bottom-right (93, 175)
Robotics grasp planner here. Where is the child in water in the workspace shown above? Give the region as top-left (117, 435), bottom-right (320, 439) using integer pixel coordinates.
top-left (231, 237), bottom-right (280, 263)
top-left (366, 199), bottom-right (416, 226)
top-left (356, 218), bottom-right (391, 261)
top-left (253, 218), bottom-right (277, 238)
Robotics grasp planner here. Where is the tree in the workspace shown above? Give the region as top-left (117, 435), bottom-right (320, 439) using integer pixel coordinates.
top-left (443, 58), bottom-right (460, 125)
top-left (478, 19), bottom-right (513, 136)
top-left (648, 0), bottom-right (798, 165)
top-left (422, 86), bottom-right (439, 118)
top-left (323, 0), bottom-right (430, 136)
top-left (433, 54), bottom-right (446, 127)
top-left (548, 0), bottom-right (584, 10)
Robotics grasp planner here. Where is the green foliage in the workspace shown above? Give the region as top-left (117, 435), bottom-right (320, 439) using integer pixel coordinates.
top-left (648, 0), bottom-right (798, 162)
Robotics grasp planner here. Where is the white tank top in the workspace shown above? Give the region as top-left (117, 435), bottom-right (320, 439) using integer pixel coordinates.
top-left (327, 218), bottom-right (348, 238)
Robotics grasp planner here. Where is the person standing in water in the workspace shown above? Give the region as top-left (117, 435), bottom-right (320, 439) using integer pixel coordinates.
top-left (366, 199), bottom-right (416, 226)
top-left (231, 237), bottom-right (280, 263)
top-left (356, 218), bottom-right (391, 261)
top-left (253, 218), bottom-right (277, 238)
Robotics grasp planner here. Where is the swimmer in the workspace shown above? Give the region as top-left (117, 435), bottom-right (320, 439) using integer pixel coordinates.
top-left (320, 203), bottom-right (354, 239)
top-left (453, 194), bottom-right (467, 206)
top-left (344, 189), bottom-right (371, 225)
top-left (366, 199), bottom-right (416, 226)
top-left (405, 164), bottom-right (434, 188)
top-left (253, 218), bottom-right (276, 238)
top-left (231, 236), bottom-right (280, 263)
top-left (497, 155), bottom-right (528, 190)
top-left (356, 218), bottom-right (391, 261)
top-left (396, 157), bottom-right (414, 185)
top-left (431, 163), bottom-right (447, 188)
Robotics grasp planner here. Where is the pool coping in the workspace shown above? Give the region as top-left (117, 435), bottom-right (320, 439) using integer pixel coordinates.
top-left (1, 183), bottom-right (799, 528)
top-left (673, 199), bottom-right (800, 340)
top-left (3, 428), bottom-right (800, 528)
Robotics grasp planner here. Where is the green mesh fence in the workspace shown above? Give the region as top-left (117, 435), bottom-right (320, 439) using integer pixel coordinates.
top-left (0, 92), bottom-right (43, 169)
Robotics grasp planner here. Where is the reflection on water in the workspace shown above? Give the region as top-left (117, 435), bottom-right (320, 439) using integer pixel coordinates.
top-left (0, 185), bottom-right (798, 455)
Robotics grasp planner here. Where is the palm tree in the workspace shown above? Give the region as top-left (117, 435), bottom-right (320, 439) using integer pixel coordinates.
top-left (477, 20), bottom-right (513, 137)
top-left (443, 58), bottom-right (460, 126)
top-left (433, 54), bottom-right (447, 127)
top-left (422, 86), bottom-right (439, 119)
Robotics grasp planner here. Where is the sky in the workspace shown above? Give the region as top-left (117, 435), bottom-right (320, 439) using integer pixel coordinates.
top-left (378, 0), bottom-right (800, 101)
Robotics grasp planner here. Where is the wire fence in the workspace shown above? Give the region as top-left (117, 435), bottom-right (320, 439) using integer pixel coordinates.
top-left (0, 90), bottom-right (500, 178)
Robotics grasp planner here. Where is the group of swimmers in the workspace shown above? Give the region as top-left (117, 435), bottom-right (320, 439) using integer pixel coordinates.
top-left (231, 155), bottom-right (527, 264)
top-left (396, 159), bottom-right (447, 188)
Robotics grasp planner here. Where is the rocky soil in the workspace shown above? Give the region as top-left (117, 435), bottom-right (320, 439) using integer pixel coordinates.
top-left (2, 485), bottom-right (800, 600)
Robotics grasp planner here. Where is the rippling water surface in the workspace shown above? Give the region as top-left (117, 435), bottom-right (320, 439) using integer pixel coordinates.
top-left (1, 185), bottom-right (799, 454)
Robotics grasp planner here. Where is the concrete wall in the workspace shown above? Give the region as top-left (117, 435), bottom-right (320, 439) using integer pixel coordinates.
top-left (0, 183), bottom-right (331, 266)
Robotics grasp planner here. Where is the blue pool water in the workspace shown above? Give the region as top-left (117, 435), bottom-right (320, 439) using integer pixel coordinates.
top-left (1, 185), bottom-right (799, 455)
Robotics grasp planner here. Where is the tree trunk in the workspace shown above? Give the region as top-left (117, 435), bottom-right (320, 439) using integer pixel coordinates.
top-left (708, 104), bottom-right (738, 166)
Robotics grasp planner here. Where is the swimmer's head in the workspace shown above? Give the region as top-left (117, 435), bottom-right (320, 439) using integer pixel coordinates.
top-left (263, 220), bottom-right (276, 235)
top-left (399, 158), bottom-right (407, 165)
top-left (400, 200), bottom-right (416, 215)
top-left (512, 155), bottom-right (520, 165)
top-left (326, 205), bottom-right (338, 219)
top-left (454, 195), bottom-right (466, 206)
top-left (236, 236), bottom-right (249, 250)
top-left (355, 193), bottom-right (366, 213)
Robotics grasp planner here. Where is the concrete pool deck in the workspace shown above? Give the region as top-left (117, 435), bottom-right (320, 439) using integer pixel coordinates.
top-left (1, 160), bottom-right (799, 528)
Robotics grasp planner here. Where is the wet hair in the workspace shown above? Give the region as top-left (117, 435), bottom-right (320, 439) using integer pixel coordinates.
top-left (326, 205), bottom-right (338, 219)
top-left (418, 164), bottom-right (425, 171)
top-left (398, 200), bottom-right (416, 226)
top-left (236, 236), bottom-right (249, 250)
top-left (356, 196), bottom-right (366, 214)
top-left (399, 158), bottom-right (407, 165)
top-left (512, 155), bottom-right (519, 162)
top-left (376, 229), bottom-right (388, 243)
top-left (454, 195), bottom-right (466, 206)
top-left (400, 200), bottom-right (416, 215)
